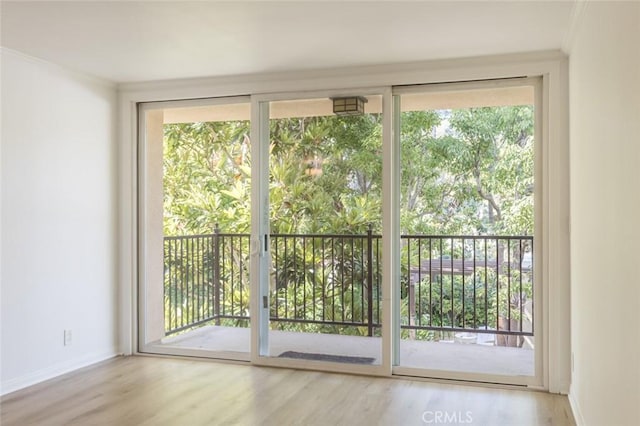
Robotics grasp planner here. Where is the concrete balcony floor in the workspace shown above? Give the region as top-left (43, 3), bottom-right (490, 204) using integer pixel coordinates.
top-left (157, 325), bottom-right (534, 377)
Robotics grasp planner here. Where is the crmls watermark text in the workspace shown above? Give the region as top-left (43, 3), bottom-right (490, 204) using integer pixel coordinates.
top-left (421, 410), bottom-right (473, 424)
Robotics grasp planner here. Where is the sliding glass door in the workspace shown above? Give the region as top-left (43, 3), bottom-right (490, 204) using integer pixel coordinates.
top-left (392, 79), bottom-right (542, 385)
top-left (252, 93), bottom-right (385, 369)
top-left (138, 97), bottom-right (252, 359)
top-left (137, 80), bottom-right (543, 386)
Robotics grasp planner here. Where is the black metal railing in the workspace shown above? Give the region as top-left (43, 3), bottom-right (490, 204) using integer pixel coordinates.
top-left (270, 225), bottom-right (381, 336)
top-left (163, 227), bottom-right (533, 345)
top-left (401, 235), bottom-right (533, 346)
top-left (164, 228), bottom-right (251, 334)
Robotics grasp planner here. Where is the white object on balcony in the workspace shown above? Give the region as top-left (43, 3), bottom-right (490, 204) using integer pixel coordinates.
top-left (454, 332), bottom-right (478, 344)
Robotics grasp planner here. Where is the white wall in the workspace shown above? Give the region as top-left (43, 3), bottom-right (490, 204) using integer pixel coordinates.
top-left (0, 49), bottom-right (119, 394)
top-left (568, 2), bottom-right (640, 425)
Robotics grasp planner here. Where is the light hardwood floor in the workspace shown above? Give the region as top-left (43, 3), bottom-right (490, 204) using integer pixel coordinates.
top-left (0, 356), bottom-right (574, 426)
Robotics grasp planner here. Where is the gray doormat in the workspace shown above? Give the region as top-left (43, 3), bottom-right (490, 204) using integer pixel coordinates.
top-left (278, 351), bottom-right (375, 364)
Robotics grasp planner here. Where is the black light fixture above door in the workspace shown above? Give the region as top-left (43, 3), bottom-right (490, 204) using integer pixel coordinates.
top-left (332, 96), bottom-right (368, 116)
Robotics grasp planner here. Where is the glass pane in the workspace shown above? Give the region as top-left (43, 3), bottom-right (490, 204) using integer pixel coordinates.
top-left (398, 85), bottom-right (536, 377)
top-left (267, 96), bottom-right (383, 365)
top-left (141, 100), bottom-right (252, 357)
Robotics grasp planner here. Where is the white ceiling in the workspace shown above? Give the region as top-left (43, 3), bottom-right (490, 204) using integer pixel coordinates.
top-left (0, 1), bottom-right (578, 84)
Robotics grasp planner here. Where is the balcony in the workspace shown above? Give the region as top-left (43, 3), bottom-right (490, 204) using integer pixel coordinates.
top-left (157, 227), bottom-right (534, 376)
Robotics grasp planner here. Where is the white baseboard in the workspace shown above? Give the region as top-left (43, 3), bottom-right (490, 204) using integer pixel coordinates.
top-left (0, 349), bottom-right (120, 396)
top-left (568, 389), bottom-right (586, 426)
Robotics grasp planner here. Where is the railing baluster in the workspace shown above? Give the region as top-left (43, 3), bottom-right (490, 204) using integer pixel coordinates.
top-left (200, 237), bottom-right (207, 321)
top-left (376, 236), bottom-right (381, 325)
top-left (190, 235), bottom-right (194, 326)
top-left (196, 236), bottom-right (201, 323)
top-left (303, 236), bottom-right (307, 320)
top-left (507, 238), bottom-right (512, 332)
top-left (331, 237), bottom-right (335, 322)
top-left (284, 237), bottom-right (289, 320)
top-left (484, 239), bottom-right (488, 331)
top-left (366, 225), bottom-right (373, 336)
top-left (293, 236), bottom-right (298, 319)
top-left (214, 225), bottom-right (221, 325)
top-left (519, 238), bottom-right (523, 335)
top-left (439, 238), bottom-right (443, 329)
top-left (350, 238), bottom-right (355, 324)
top-left (178, 237), bottom-right (183, 329)
top-left (496, 238), bottom-right (500, 332)
top-left (311, 237), bottom-right (316, 321)
top-left (166, 239), bottom-right (172, 331)
top-left (417, 238), bottom-right (422, 328)
top-left (361, 237), bottom-right (365, 324)
top-left (206, 235), bottom-right (211, 320)
top-left (461, 238), bottom-right (465, 329)
top-left (274, 235), bottom-right (279, 319)
top-left (239, 235), bottom-right (244, 317)
top-left (320, 237), bottom-right (327, 321)
top-left (450, 237), bottom-right (454, 330)
top-left (429, 238), bottom-right (433, 328)
top-left (408, 237), bottom-right (412, 328)
top-left (175, 238), bottom-right (179, 331)
top-left (473, 238), bottom-right (476, 330)
top-left (340, 236), bottom-right (345, 324)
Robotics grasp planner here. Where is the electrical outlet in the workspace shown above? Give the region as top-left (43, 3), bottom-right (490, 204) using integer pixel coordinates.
top-left (64, 329), bottom-right (72, 346)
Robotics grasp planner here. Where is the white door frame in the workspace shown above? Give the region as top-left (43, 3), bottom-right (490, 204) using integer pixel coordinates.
top-left (390, 77), bottom-right (544, 388)
top-left (249, 87), bottom-right (392, 377)
top-left (137, 95), bottom-right (252, 361)
top-left (119, 51), bottom-right (569, 393)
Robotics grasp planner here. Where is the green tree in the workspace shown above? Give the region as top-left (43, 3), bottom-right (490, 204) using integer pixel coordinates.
top-left (161, 103), bottom-right (535, 338)
top-left (163, 120), bottom-right (252, 235)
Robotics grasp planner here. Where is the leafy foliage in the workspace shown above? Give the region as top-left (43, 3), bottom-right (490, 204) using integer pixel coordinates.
top-left (161, 103), bottom-right (535, 340)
